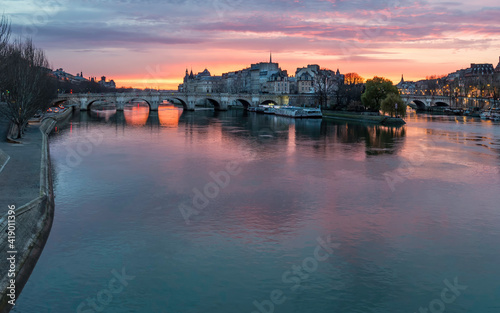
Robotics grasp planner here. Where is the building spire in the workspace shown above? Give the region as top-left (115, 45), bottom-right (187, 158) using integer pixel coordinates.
top-left (270, 51), bottom-right (272, 63)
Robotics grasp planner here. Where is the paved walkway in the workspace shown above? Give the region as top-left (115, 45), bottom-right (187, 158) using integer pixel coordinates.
top-left (0, 116), bottom-right (42, 216)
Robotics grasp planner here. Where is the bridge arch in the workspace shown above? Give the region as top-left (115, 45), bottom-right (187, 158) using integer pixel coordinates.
top-left (260, 99), bottom-right (278, 106)
top-left (124, 98), bottom-right (152, 110)
top-left (51, 98), bottom-right (79, 107)
top-left (234, 98), bottom-right (252, 108)
top-left (434, 101), bottom-right (449, 107)
top-left (52, 99), bottom-right (67, 106)
top-left (412, 100), bottom-right (426, 110)
top-left (163, 97), bottom-right (188, 110)
top-left (198, 98), bottom-right (221, 109)
top-left (87, 99), bottom-right (115, 110)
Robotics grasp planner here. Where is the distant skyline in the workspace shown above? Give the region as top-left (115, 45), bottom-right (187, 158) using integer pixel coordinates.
top-left (4, 0), bottom-right (500, 89)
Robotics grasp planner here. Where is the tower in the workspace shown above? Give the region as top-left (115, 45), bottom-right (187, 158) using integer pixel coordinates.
top-left (270, 51), bottom-right (272, 63)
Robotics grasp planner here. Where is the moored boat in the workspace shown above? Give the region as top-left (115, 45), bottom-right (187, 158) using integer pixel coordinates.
top-left (255, 106), bottom-right (266, 113)
top-left (480, 109), bottom-right (500, 121)
top-left (274, 106), bottom-right (322, 118)
top-left (263, 107), bottom-right (275, 114)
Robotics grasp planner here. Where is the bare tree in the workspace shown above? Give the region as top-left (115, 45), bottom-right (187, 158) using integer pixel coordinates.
top-left (0, 39), bottom-right (56, 138)
top-left (313, 69), bottom-right (338, 109)
top-left (0, 14), bottom-right (10, 50)
top-left (0, 14), bottom-right (11, 91)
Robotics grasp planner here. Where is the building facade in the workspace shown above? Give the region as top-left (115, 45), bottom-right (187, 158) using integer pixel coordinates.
top-left (178, 57), bottom-right (344, 97)
top-left (180, 69), bottom-right (222, 93)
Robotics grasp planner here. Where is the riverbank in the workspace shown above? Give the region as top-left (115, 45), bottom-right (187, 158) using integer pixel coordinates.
top-left (0, 107), bottom-right (72, 313)
top-left (322, 110), bottom-right (406, 126)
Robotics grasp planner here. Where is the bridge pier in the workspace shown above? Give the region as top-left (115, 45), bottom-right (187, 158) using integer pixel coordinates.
top-left (149, 95), bottom-right (160, 111)
top-left (79, 97), bottom-right (89, 111)
top-left (116, 101), bottom-right (125, 111)
top-left (186, 96), bottom-right (196, 111)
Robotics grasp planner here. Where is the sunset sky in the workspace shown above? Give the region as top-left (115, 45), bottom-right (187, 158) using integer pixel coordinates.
top-left (4, 0), bottom-right (500, 89)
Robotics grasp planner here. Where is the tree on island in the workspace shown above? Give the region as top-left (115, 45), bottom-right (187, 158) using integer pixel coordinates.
top-left (337, 72), bottom-right (365, 110)
top-left (344, 72), bottom-right (364, 85)
top-left (380, 93), bottom-right (407, 118)
top-left (361, 77), bottom-right (399, 111)
top-left (0, 33), bottom-right (56, 138)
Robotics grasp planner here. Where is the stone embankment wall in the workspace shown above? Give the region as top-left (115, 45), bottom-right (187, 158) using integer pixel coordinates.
top-left (0, 107), bottom-right (72, 313)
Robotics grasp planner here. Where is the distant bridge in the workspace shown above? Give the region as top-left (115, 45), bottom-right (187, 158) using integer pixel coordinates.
top-left (402, 95), bottom-right (452, 110)
top-left (402, 94), bottom-right (497, 110)
top-left (54, 91), bottom-right (294, 111)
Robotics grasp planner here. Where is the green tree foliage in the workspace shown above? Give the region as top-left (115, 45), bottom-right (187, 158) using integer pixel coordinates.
top-left (361, 77), bottom-right (399, 111)
top-left (381, 93), bottom-right (407, 118)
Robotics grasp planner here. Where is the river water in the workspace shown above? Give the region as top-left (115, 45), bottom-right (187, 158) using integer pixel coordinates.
top-left (13, 105), bottom-right (500, 312)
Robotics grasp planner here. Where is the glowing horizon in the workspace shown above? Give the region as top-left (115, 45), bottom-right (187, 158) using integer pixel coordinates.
top-left (4, 0), bottom-right (500, 89)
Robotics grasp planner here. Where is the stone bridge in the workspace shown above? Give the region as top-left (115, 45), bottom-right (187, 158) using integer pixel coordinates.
top-left (54, 92), bottom-right (293, 111)
top-left (402, 94), bottom-right (496, 110)
top-left (401, 94), bottom-right (453, 110)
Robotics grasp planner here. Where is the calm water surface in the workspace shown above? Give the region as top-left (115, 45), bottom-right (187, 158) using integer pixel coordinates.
top-left (13, 106), bottom-right (500, 312)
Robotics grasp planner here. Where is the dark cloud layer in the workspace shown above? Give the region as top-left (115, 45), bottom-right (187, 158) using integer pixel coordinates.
top-left (6, 0), bottom-right (499, 52)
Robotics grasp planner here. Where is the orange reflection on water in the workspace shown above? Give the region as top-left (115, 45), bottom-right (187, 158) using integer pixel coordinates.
top-left (158, 106), bottom-right (183, 127)
top-left (124, 106), bottom-right (149, 126)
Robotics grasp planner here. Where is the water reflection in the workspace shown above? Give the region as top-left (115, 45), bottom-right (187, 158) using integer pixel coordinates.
top-left (76, 109), bottom-right (407, 158)
top-left (124, 106), bottom-right (150, 126)
top-left (320, 121), bottom-right (406, 155)
top-left (16, 108), bottom-right (500, 313)
top-left (158, 106), bottom-right (183, 127)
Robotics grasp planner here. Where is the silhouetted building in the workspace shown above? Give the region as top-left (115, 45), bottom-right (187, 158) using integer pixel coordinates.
top-left (98, 76), bottom-right (116, 89)
top-left (465, 63), bottom-right (495, 77)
